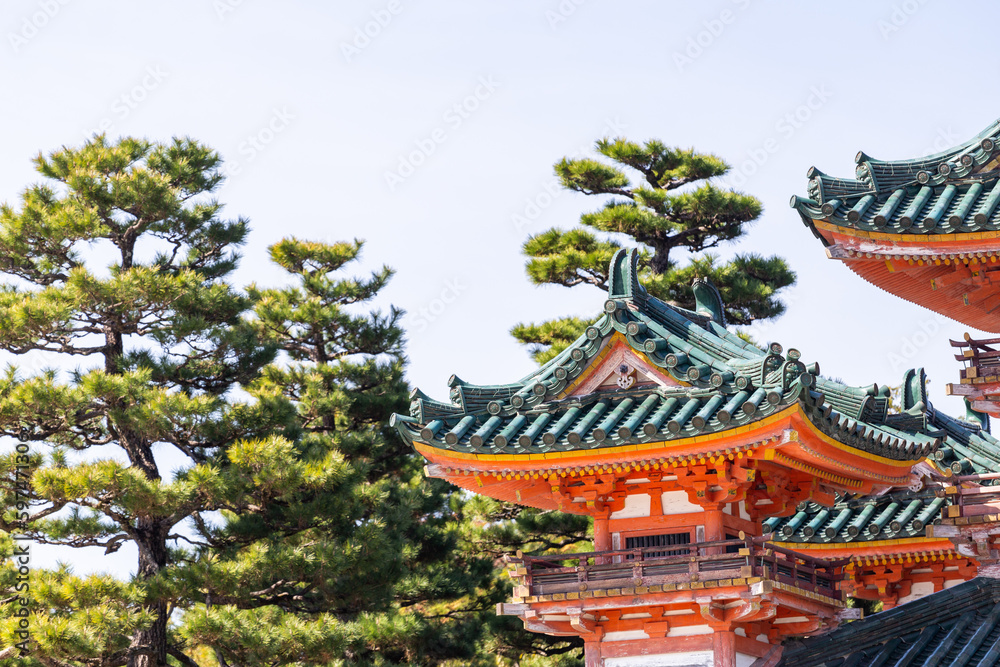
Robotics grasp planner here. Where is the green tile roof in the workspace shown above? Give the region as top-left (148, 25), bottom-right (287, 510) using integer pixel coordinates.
top-left (778, 577), bottom-right (1000, 666)
top-left (766, 490), bottom-right (949, 544)
top-left (791, 118), bottom-right (1000, 238)
top-left (390, 249), bottom-right (1000, 465)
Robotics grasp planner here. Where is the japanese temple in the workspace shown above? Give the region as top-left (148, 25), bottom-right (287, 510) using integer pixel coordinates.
top-left (393, 119), bottom-right (1000, 666)
top-left (790, 118), bottom-right (1000, 333)
top-left (790, 118), bottom-right (1000, 422)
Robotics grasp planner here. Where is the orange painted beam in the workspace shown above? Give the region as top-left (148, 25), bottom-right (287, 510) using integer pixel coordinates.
top-left (772, 538), bottom-right (957, 561)
top-left (512, 586), bottom-right (840, 620)
top-left (815, 224), bottom-right (1000, 331)
top-left (419, 404), bottom-right (921, 514)
top-left (735, 635), bottom-right (774, 658)
top-left (598, 634), bottom-right (713, 659)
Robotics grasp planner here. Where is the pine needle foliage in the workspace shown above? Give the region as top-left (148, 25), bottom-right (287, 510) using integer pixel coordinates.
top-left (0, 135), bottom-right (271, 667)
top-left (514, 137), bottom-right (795, 361)
top-left (0, 137), bottom-right (491, 667)
top-left (177, 238), bottom-right (493, 666)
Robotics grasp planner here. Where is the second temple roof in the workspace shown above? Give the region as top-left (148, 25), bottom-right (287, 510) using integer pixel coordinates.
top-left (393, 249), bottom-right (1000, 491)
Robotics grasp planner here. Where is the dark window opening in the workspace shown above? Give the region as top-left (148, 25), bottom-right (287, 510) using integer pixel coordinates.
top-left (625, 531), bottom-right (690, 558)
top-left (725, 533), bottom-right (742, 554)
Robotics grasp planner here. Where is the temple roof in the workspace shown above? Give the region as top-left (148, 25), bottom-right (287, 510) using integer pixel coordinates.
top-left (778, 576), bottom-right (1000, 666)
top-left (792, 118), bottom-right (1000, 237)
top-left (765, 490), bottom-right (948, 545)
top-left (391, 250), bottom-right (998, 469)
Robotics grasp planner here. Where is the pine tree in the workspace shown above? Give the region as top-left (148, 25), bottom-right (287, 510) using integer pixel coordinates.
top-left (460, 497), bottom-right (589, 665)
top-left (0, 136), bottom-right (275, 667)
top-left (513, 138), bottom-right (796, 362)
top-left (179, 238), bottom-right (493, 665)
top-left (0, 138), bottom-right (494, 666)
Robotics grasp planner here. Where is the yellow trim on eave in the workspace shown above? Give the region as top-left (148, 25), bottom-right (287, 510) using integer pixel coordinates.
top-left (795, 407), bottom-right (922, 469)
top-left (771, 537), bottom-right (949, 551)
top-left (415, 404), bottom-right (923, 484)
top-left (414, 405), bottom-right (797, 463)
top-left (813, 218), bottom-right (1000, 245)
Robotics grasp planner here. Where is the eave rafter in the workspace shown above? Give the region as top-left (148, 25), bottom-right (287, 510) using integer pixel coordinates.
top-left (792, 117), bottom-right (1000, 332)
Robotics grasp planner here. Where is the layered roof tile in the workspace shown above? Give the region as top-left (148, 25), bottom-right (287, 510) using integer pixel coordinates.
top-left (392, 250), bottom-right (999, 469)
top-left (778, 577), bottom-right (1000, 666)
top-left (792, 118), bottom-right (1000, 236)
top-left (766, 491), bottom-right (948, 544)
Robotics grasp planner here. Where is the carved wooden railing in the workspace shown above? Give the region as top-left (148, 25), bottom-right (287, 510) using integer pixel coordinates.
top-left (506, 535), bottom-right (846, 601)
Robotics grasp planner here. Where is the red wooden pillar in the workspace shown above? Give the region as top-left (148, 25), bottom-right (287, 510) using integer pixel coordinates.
top-left (705, 506), bottom-right (725, 555)
top-left (704, 507), bottom-right (724, 541)
top-left (584, 639), bottom-right (602, 667)
top-left (713, 629), bottom-right (736, 667)
top-left (594, 514), bottom-right (611, 563)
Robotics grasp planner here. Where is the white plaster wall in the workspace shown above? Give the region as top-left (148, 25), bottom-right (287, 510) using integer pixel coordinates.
top-left (897, 580), bottom-right (935, 605)
top-left (738, 500), bottom-right (751, 521)
top-left (945, 578), bottom-right (963, 589)
top-left (603, 630), bottom-right (650, 642)
top-left (668, 624), bottom-right (713, 637)
top-left (662, 490), bottom-right (701, 514)
top-left (736, 653), bottom-right (757, 667)
top-left (604, 651), bottom-right (713, 667)
top-left (611, 494), bottom-right (652, 519)
top-left (773, 616), bottom-right (809, 625)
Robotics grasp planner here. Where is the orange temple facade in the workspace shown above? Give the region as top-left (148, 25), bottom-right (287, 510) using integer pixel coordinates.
top-left (395, 120), bottom-right (1000, 666)
top-left (395, 245), bottom-right (1000, 666)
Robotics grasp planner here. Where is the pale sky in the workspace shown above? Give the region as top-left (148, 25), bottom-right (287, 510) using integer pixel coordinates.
top-left (4, 0), bottom-right (1000, 576)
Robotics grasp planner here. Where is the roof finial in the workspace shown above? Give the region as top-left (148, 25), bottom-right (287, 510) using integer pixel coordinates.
top-left (607, 248), bottom-right (646, 304)
top-left (693, 279), bottom-right (727, 326)
top-left (901, 367), bottom-right (928, 412)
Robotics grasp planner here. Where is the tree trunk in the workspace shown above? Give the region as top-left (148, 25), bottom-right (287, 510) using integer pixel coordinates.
top-left (107, 312), bottom-right (169, 666)
top-left (649, 243), bottom-right (671, 275)
top-left (128, 520), bottom-right (170, 667)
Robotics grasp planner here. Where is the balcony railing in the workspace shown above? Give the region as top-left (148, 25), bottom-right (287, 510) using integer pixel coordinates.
top-left (506, 535), bottom-right (847, 602)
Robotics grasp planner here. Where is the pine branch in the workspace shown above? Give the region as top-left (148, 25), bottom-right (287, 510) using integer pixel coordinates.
top-left (167, 647), bottom-right (203, 667)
